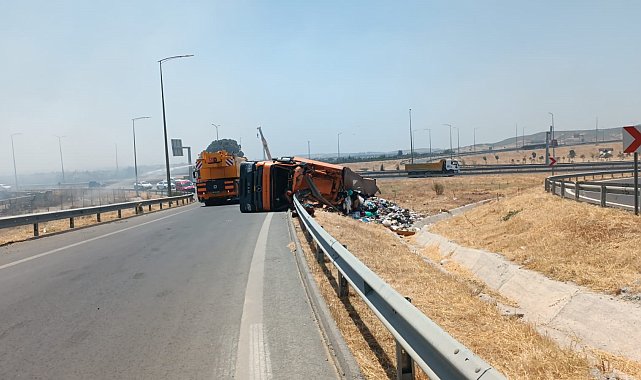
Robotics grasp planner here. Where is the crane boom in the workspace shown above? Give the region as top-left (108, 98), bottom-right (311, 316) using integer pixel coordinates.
top-left (257, 126), bottom-right (272, 160)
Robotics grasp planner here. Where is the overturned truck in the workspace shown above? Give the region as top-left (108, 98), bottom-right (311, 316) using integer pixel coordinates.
top-left (239, 157), bottom-right (379, 213)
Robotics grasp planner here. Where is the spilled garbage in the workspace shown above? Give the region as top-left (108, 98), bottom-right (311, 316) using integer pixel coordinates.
top-left (336, 191), bottom-right (422, 236)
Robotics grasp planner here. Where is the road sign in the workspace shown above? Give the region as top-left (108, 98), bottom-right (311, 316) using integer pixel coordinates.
top-left (171, 139), bottom-right (183, 156)
top-left (623, 126), bottom-right (641, 153)
top-left (548, 156), bottom-right (557, 167)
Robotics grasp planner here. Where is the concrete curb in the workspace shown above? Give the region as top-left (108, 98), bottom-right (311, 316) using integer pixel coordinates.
top-left (414, 229), bottom-right (641, 362)
top-left (287, 212), bottom-right (364, 379)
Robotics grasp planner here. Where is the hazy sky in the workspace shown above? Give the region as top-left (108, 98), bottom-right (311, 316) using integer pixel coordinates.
top-left (2, 0), bottom-right (641, 176)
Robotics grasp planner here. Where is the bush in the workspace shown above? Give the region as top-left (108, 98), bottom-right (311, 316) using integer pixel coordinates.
top-left (432, 182), bottom-right (445, 195)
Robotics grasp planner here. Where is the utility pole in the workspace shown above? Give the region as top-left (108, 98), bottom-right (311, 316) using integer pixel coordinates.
top-left (473, 128), bottom-right (478, 153)
top-left (595, 116), bottom-right (599, 145)
top-left (409, 108), bottom-right (414, 164)
top-left (212, 123), bottom-right (220, 141)
top-left (549, 112), bottom-right (555, 161)
top-left (132, 116), bottom-right (151, 195)
top-left (515, 123), bottom-right (519, 150)
top-left (307, 140), bottom-right (311, 159)
top-left (55, 135), bottom-right (66, 184)
top-left (425, 128), bottom-right (432, 157)
top-left (10, 133), bottom-right (21, 191)
top-left (337, 132), bottom-right (342, 162)
top-left (522, 126), bottom-right (525, 148)
top-left (115, 143), bottom-right (119, 173)
top-left (442, 124), bottom-right (453, 159)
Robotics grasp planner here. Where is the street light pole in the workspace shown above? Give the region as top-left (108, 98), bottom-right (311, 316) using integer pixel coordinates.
top-left (55, 135), bottom-right (66, 184)
top-left (337, 132), bottom-right (342, 162)
top-left (456, 127), bottom-right (460, 158)
top-left (159, 54), bottom-right (194, 197)
top-left (409, 108), bottom-right (414, 164)
top-left (425, 128), bottom-right (432, 157)
top-left (548, 112), bottom-right (555, 161)
top-left (10, 133), bottom-right (21, 191)
top-left (132, 116), bottom-right (151, 196)
top-left (473, 128), bottom-right (478, 153)
top-left (115, 143), bottom-right (119, 173)
top-left (442, 124), bottom-right (453, 159)
top-left (308, 140), bottom-right (311, 159)
top-left (212, 123), bottom-right (220, 140)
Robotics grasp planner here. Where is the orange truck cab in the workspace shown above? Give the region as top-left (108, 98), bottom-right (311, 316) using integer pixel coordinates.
top-left (195, 150), bottom-right (244, 206)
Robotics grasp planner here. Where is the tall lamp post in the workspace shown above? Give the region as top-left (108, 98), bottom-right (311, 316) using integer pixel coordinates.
top-left (548, 112), bottom-right (555, 161)
top-left (54, 135), bottom-right (66, 184)
top-left (409, 108), bottom-right (414, 164)
top-left (337, 132), bottom-right (342, 162)
top-left (10, 133), bottom-right (21, 191)
top-left (442, 124), bottom-right (453, 159)
top-left (454, 126), bottom-right (460, 158)
top-left (159, 54), bottom-right (194, 196)
top-left (212, 123), bottom-right (220, 140)
top-left (132, 116), bottom-right (151, 195)
top-left (473, 127), bottom-right (478, 153)
top-left (424, 128), bottom-right (432, 157)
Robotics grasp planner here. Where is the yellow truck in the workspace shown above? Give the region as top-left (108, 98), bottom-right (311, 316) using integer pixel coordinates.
top-left (195, 150), bottom-right (245, 206)
top-left (405, 159), bottom-right (460, 177)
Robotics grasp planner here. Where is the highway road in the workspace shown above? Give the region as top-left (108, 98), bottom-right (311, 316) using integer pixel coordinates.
top-left (564, 177), bottom-right (637, 210)
top-left (0, 203), bottom-right (340, 379)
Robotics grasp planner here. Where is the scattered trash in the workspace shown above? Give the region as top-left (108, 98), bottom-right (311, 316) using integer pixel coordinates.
top-left (336, 194), bottom-right (423, 236)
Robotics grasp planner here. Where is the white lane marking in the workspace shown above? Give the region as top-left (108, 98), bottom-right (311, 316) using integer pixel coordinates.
top-left (234, 213), bottom-right (273, 380)
top-left (0, 207), bottom-right (195, 271)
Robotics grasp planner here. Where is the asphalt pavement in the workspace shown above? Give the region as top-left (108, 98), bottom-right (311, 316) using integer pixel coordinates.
top-left (563, 177), bottom-right (637, 209)
top-left (0, 203), bottom-right (339, 379)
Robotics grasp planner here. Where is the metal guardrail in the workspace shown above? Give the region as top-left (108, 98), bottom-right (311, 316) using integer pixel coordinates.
top-left (0, 194), bottom-right (194, 237)
top-left (293, 196), bottom-right (505, 380)
top-left (545, 169), bottom-right (637, 210)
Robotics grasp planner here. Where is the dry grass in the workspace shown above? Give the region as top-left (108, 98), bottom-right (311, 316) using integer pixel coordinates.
top-left (377, 174), bottom-right (547, 215)
top-left (300, 210), bottom-right (595, 379)
top-left (431, 189), bottom-right (641, 295)
top-left (0, 201), bottom-right (189, 246)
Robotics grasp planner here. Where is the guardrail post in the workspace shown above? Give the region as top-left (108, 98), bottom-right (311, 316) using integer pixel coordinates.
top-left (396, 297), bottom-right (415, 380)
top-left (560, 181), bottom-right (566, 198)
top-left (33, 223), bottom-right (39, 237)
top-left (160, 202), bottom-right (163, 210)
top-left (169, 201), bottom-right (172, 208)
top-left (338, 271), bottom-right (349, 298)
top-left (575, 182), bottom-right (580, 201)
top-left (148, 204), bottom-right (152, 211)
top-left (69, 217), bottom-right (74, 228)
top-left (118, 210), bottom-right (122, 218)
top-left (600, 185), bottom-right (607, 207)
top-left (544, 179), bottom-right (549, 192)
top-left (96, 213), bottom-right (101, 222)
top-left (551, 181), bottom-right (556, 195)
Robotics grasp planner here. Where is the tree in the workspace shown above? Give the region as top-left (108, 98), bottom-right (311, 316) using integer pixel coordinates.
top-left (494, 155), bottom-right (499, 163)
top-left (531, 152), bottom-right (537, 159)
top-left (539, 155), bottom-right (544, 162)
top-left (580, 154), bottom-right (586, 162)
top-left (205, 139), bottom-right (244, 156)
top-left (568, 149), bottom-right (576, 162)
top-left (482, 156), bottom-right (487, 164)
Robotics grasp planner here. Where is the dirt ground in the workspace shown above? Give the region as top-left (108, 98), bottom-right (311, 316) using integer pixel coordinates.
top-left (376, 174), bottom-right (548, 216)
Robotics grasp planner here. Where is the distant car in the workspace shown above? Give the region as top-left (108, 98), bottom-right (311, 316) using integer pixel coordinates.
top-left (88, 181), bottom-right (103, 188)
top-left (175, 179), bottom-right (195, 193)
top-left (134, 181), bottom-right (153, 190)
top-left (0, 184), bottom-right (11, 191)
top-left (156, 180), bottom-right (175, 191)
